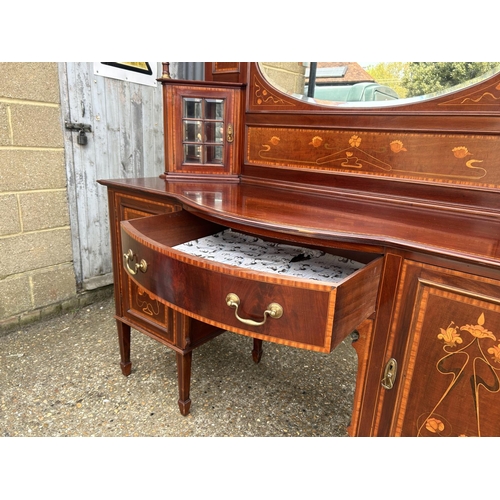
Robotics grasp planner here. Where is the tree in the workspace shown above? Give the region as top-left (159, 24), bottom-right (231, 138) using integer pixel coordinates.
top-left (401, 62), bottom-right (499, 97)
top-left (366, 62), bottom-right (409, 98)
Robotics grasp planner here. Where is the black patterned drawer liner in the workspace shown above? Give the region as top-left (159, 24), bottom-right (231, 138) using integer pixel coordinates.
top-left (173, 229), bottom-right (363, 282)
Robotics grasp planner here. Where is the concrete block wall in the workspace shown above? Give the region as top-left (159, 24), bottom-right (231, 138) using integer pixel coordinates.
top-left (259, 62), bottom-right (306, 96)
top-left (0, 63), bottom-right (110, 334)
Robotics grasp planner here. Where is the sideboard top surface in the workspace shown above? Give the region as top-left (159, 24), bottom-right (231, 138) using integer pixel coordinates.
top-left (99, 176), bottom-right (500, 269)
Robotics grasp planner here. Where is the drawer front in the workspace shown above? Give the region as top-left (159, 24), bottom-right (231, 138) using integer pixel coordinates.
top-left (116, 192), bottom-right (182, 221)
top-left (121, 212), bottom-right (382, 352)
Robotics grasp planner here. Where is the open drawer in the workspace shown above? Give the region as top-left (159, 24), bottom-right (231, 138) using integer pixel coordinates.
top-left (120, 211), bottom-right (383, 352)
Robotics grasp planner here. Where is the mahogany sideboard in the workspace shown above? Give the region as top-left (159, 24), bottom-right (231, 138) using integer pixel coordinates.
top-left (99, 62), bottom-right (500, 436)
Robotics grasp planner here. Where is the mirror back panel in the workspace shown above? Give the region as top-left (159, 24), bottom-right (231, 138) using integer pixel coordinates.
top-left (206, 62), bottom-right (500, 207)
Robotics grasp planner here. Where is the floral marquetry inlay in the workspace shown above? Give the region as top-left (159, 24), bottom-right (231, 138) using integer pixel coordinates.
top-left (437, 322), bottom-right (463, 347)
top-left (452, 146), bottom-right (471, 158)
top-left (425, 417), bottom-right (445, 433)
top-left (390, 140), bottom-right (406, 153)
top-left (252, 75), bottom-right (296, 107)
top-left (440, 81), bottom-right (500, 108)
top-left (129, 280), bottom-right (165, 324)
top-left (247, 126), bottom-right (500, 188)
top-left (136, 287), bottom-right (160, 317)
top-left (416, 312), bottom-right (500, 437)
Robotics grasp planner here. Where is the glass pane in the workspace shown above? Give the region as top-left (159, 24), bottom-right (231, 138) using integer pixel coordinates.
top-left (260, 62), bottom-right (500, 108)
top-left (184, 144), bottom-right (202, 163)
top-left (205, 145), bottom-right (224, 165)
top-left (205, 99), bottom-right (224, 120)
top-left (183, 121), bottom-right (202, 142)
top-left (183, 98), bottom-right (202, 119)
top-left (204, 122), bottom-right (224, 143)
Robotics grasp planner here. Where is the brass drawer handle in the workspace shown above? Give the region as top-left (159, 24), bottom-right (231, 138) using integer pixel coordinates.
top-left (226, 293), bottom-right (283, 327)
top-left (123, 249), bottom-right (148, 275)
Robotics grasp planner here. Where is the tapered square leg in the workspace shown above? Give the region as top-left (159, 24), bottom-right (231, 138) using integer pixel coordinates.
top-left (116, 320), bottom-right (132, 376)
top-left (176, 351), bottom-right (192, 416)
top-left (252, 338), bottom-right (263, 363)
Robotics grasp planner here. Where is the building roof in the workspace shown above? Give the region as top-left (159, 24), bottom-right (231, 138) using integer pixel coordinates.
top-left (306, 62), bottom-right (375, 85)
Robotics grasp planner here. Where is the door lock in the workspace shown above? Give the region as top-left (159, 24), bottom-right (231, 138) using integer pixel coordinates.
top-left (381, 358), bottom-right (398, 390)
top-left (65, 122), bottom-right (92, 146)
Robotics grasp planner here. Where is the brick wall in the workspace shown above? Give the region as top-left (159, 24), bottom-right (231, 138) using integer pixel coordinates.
top-left (0, 63), bottom-right (79, 331)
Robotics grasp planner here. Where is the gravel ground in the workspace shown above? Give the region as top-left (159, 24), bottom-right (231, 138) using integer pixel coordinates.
top-left (1, 295), bottom-right (460, 499)
top-left (0, 295), bottom-right (358, 437)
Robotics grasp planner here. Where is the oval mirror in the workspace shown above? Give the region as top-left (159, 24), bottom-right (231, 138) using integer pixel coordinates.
top-left (259, 62), bottom-right (500, 107)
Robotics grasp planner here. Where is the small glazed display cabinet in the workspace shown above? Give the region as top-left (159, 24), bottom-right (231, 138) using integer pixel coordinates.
top-left (99, 62), bottom-right (500, 436)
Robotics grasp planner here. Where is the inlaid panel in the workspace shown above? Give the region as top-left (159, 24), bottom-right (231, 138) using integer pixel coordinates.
top-left (247, 126), bottom-right (500, 188)
top-left (391, 265), bottom-right (500, 437)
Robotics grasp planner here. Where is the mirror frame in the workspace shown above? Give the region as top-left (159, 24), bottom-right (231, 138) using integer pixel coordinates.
top-left (256, 62), bottom-right (500, 110)
top-left (246, 63), bottom-right (500, 117)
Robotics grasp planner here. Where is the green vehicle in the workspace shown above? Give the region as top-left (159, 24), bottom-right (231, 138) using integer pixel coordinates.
top-left (308, 81), bottom-right (399, 102)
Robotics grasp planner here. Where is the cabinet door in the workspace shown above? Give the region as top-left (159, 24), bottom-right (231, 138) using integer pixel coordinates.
top-left (164, 85), bottom-right (242, 179)
top-left (380, 261), bottom-right (500, 437)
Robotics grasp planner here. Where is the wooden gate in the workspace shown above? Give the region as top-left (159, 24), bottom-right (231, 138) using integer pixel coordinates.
top-left (59, 62), bottom-right (187, 291)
